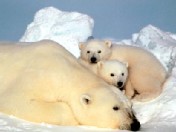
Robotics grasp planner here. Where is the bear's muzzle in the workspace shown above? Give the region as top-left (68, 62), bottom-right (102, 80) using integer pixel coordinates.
top-left (130, 118), bottom-right (140, 131)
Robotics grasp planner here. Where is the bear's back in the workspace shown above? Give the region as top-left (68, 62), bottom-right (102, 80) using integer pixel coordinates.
top-left (0, 40), bottom-right (78, 70)
top-left (111, 45), bottom-right (161, 66)
top-left (111, 44), bottom-right (167, 81)
top-left (0, 40), bottom-right (104, 97)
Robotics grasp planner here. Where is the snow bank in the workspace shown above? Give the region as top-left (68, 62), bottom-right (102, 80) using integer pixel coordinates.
top-left (132, 25), bottom-right (176, 73)
top-left (20, 7), bottom-right (94, 57)
top-left (1, 7), bottom-right (176, 132)
top-left (120, 25), bottom-right (176, 73)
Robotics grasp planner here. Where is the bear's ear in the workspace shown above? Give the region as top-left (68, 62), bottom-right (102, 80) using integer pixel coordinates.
top-left (80, 94), bottom-right (92, 106)
top-left (97, 61), bottom-right (104, 69)
top-left (78, 42), bottom-right (85, 50)
top-left (118, 60), bottom-right (128, 68)
top-left (104, 40), bottom-right (112, 48)
top-left (123, 99), bottom-right (132, 109)
top-left (123, 61), bottom-right (128, 68)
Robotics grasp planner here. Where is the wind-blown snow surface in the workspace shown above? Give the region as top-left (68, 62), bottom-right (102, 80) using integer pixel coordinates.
top-left (1, 7), bottom-right (176, 132)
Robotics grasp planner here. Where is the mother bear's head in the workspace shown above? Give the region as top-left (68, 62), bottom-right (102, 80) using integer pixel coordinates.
top-left (70, 86), bottom-right (140, 131)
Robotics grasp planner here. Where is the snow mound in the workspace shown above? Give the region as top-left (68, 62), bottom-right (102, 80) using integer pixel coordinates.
top-left (131, 25), bottom-right (176, 73)
top-left (119, 25), bottom-right (176, 73)
top-left (20, 7), bottom-right (94, 57)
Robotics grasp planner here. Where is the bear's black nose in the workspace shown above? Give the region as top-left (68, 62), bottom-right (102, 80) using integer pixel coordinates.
top-left (130, 118), bottom-right (140, 131)
top-left (90, 57), bottom-right (97, 63)
top-left (117, 81), bottom-right (123, 88)
top-left (119, 87), bottom-right (124, 91)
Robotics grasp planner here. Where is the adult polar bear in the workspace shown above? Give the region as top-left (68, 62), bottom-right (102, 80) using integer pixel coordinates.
top-left (0, 40), bottom-right (140, 131)
top-left (79, 39), bottom-right (167, 102)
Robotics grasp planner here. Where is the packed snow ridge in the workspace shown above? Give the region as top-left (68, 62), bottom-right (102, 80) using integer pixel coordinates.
top-left (20, 7), bottom-right (94, 57)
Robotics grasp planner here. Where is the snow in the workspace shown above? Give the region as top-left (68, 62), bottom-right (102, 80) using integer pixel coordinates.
top-left (20, 7), bottom-right (94, 58)
top-left (131, 25), bottom-right (176, 73)
top-left (1, 7), bottom-right (176, 132)
top-left (120, 25), bottom-right (176, 74)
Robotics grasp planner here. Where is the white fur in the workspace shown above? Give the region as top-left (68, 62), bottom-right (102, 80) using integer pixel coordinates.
top-left (0, 40), bottom-right (138, 130)
top-left (79, 39), bottom-right (167, 102)
top-left (97, 60), bottom-right (128, 90)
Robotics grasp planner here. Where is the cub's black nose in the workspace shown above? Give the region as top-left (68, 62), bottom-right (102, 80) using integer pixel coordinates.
top-left (90, 57), bottom-right (97, 63)
top-left (119, 87), bottom-right (124, 91)
top-left (130, 118), bottom-right (140, 131)
top-left (117, 81), bottom-right (123, 88)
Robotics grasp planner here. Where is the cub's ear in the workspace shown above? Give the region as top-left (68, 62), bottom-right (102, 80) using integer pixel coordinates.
top-left (97, 61), bottom-right (104, 69)
top-left (104, 40), bottom-right (112, 48)
top-left (118, 60), bottom-right (128, 68)
top-left (78, 42), bottom-right (85, 50)
top-left (80, 94), bottom-right (92, 106)
top-left (123, 61), bottom-right (128, 68)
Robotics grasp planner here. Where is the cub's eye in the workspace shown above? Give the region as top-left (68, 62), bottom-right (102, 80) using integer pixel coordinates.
top-left (121, 73), bottom-right (124, 76)
top-left (97, 50), bottom-right (101, 53)
top-left (113, 106), bottom-right (119, 111)
top-left (87, 51), bottom-right (90, 53)
top-left (110, 73), bottom-right (114, 77)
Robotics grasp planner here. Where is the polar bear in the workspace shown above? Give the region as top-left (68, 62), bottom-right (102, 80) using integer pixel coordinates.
top-left (97, 60), bottom-right (128, 91)
top-left (79, 59), bottom-right (128, 91)
top-left (0, 40), bottom-right (140, 131)
top-left (79, 39), bottom-right (167, 102)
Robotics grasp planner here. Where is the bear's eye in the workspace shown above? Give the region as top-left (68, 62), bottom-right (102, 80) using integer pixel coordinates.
top-left (113, 106), bottom-right (119, 111)
top-left (97, 50), bottom-right (101, 53)
top-left (121, 73), bottom-right (124, 76)
top-left (110, 73), bottom-right (114, 77)
top-left (87, 51), bottom-right (90, 54)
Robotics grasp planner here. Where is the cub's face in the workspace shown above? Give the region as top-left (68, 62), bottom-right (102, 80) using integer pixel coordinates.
top-left (97, 60), bottom-right (128, 91)
top-left (79, 40), bottom-right (112, 63)
top-left (75, 87), bottom-right (140, 131)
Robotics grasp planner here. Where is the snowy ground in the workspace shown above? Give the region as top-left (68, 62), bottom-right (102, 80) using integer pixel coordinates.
top-left (0, 7), bottom-right (176, 132)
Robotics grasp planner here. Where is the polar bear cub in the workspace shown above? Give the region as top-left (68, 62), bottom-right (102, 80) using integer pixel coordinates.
top-left (79, 59), bottom-right (128, 91)
top-left (97, 60), bottom-right (128, 91)
top-left (79, 39), bottom-right (167, 102)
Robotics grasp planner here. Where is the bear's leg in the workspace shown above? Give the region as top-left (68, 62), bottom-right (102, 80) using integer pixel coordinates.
top-left (0, 97), bottom-right (79, 125)
top-left (132, 77), bottom-right (163, 102)
top-left (133, 90), bottom-right (161, 102)
top-left (125, 80), bottom-right (135, 99)
top-left (24, 100), bottom-right (79, 125)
